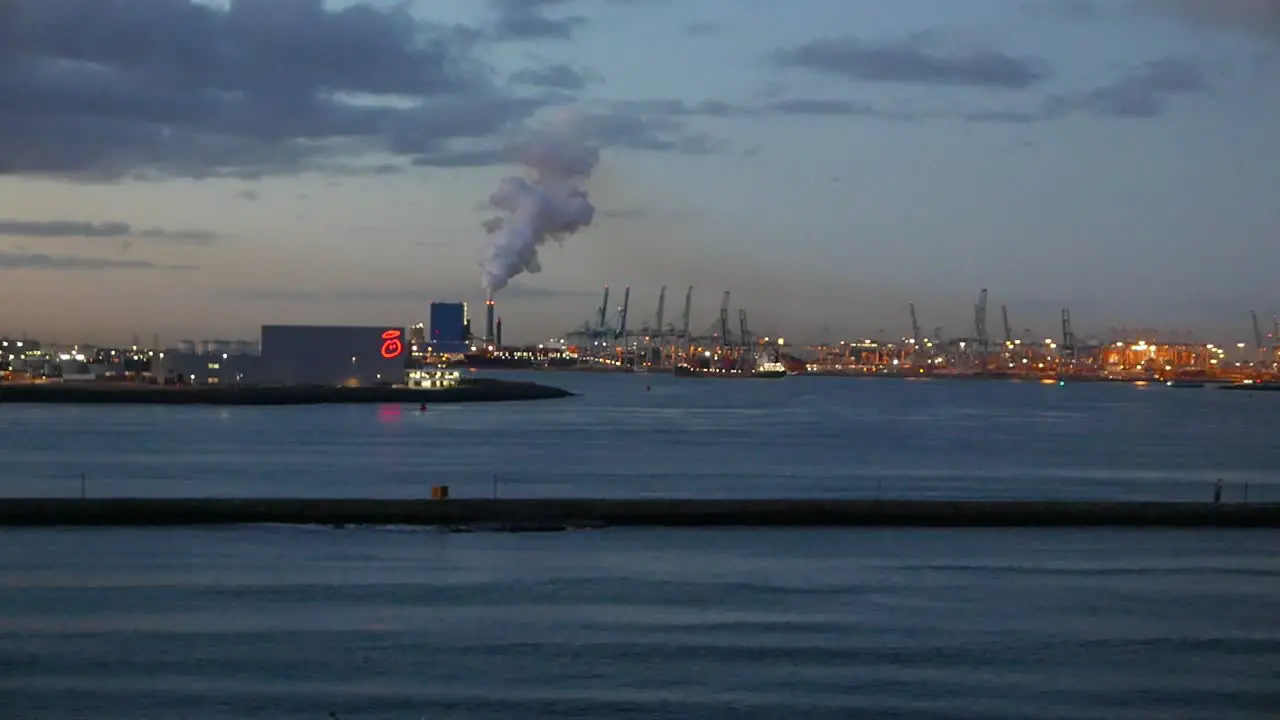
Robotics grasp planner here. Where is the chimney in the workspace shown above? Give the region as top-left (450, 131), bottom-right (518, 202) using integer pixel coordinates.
top-left (485, 296), bottom-right (496, 343)
top-left (496, 317), bottom-right (503, 348)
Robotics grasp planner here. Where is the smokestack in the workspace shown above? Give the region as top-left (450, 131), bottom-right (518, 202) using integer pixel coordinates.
top-left (496, 317), bottom-right (503, 348)
top-left (485, 296), bottom-right (496, 343)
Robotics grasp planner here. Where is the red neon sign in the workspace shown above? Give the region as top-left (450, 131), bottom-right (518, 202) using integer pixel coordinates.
top-left (380, 329), bottom-right (404, 359)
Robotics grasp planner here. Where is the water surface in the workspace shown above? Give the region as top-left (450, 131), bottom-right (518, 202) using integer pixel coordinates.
top-left (1, 526), bottom-right (1276, 719)
top-left (1, 373), bottom-right (1275, 501)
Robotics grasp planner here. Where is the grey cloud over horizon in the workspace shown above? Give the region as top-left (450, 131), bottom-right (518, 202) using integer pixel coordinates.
top-left (486, 0), bottom-right (589, 41)
top-left (0, 0), bottom-right (1249, 184)
top-left (1043, 57), bottom-right (1209, 118)
top-left (0, 0), bottom-right (714, 182)
top-left (764, 54), bottom-right (1212, 123)
top-left (509, 64), bottom-right (595, 91)
top-left (0, 219), bottom-right (222, 245)
top-left (1158, 0), bottom-right (1280, 41)
top-left (775, 34), bottom-right (1051, 90)
top-left (0, 250), bottom-right (196, 271)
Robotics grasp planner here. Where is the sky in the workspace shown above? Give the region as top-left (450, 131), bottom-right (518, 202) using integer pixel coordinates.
top-left (1, 0), bottom-right (1278, 347)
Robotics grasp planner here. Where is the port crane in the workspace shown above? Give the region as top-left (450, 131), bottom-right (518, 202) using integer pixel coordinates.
top-left (679, 285), bottom-right (693, 350)
top-left (566, 285), bottom-right (618, 349)
top-left (717, 291), bottom-right (731, 349)
top-left (632, 284), bottom-right (675, 340)
top-left (616, 285), bottom-right (630, 342)
top-left (564, 283), bottom-right (773, 370)
top-left (1000, 304), bottom-right (1019, 367)
top-left (598, 285), bottom-right (610, 335)
top-left (973, 288), bottom-right (989, 367)
top-left (1251, 310), bottom-right (1265, 363)
top-left (1061, 309), bottom-right (1076, 367)
top-left (631, 286), bottom-right (684, 367)
top-left (908, 302), bottom-right (922, 356)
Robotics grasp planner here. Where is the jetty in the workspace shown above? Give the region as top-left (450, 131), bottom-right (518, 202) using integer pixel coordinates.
top-left (1, 498), bottom-right (1276, 529)
top-left (0, 378), bottom-right (572, 405)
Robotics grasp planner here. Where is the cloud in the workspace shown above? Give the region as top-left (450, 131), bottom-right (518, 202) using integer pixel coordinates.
top-left (487, 0), bottom-right (588, 41)
top-left (758, 56), bottom-right (1210, 123)
top-left (0, 219), bottom-right (221, 245)
top-left (0, 251), bottom-right (195, 270)
top-left (407, 103), bottom-right (726, 168)
top-left (1157, 0), bottom-right (1280, 41)
top-left (510, 64), bottom-right (593, 90)
top-left (0, 0), bottom-right (721, 181)
top-left (136, 228), bottom-right (221, 246)
top-left (775, 34), bottom-right (1051, 90)
top-left (1042, 57), bottom-right (1209, 118)
top-left (0, 0), bottom-right (550, 181)
top-left (0, 220), bottom-right (130, 238)
top-left (766, 98), bottom-right (921, 121)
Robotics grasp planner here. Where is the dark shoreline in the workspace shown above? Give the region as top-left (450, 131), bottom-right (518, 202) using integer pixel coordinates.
top-left (0, 378), bottom-right (573, 405)
top-left (1, 498), bottom-right (1276, 529)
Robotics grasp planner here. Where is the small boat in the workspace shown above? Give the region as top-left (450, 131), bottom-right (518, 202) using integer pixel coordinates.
top-left (1165, 380), bottom-right (1206, 388)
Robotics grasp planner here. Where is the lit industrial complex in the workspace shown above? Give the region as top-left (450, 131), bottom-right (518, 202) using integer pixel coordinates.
top-left (536, 285), bottom-right (1279, 383)
top-left (1, 289), bottom-right (1277, 387)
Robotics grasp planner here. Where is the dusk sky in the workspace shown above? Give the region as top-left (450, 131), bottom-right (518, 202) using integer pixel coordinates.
top-left (1, 0), bottom-right (1277, 347)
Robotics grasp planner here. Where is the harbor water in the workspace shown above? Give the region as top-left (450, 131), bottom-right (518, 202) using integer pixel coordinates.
top-left (0, 372), bottom-right (1276, 501)
top-left (1, 374), bottom-right (1277, 718)
top-left (1, 526), bottom-right (1276, 718)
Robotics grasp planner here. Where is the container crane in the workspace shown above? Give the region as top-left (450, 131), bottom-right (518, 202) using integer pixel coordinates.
top-left (718, 291), bottom-right (731, 349)
top-left (1251, 310), bottom-right (1264, 362)
top-left (679, 286), bottom-right (693, 348)
top-left (1061, 309), bottom-right (1076, 366)
top-left (616, 285), bottom-right (630, 343)
top-left (973, 288), bottom-right (989, 355)
top-left (652, 286), bottom-right (666, 338)
top-left (597, 285), bottom-right (610, 334)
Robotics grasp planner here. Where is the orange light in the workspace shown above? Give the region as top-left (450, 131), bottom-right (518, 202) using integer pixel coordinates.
top-left (380, 329), bottom-right (404, 359)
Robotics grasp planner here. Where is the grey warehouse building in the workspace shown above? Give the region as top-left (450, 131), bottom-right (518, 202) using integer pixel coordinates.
top-left (260, 325), bottom-right (408, 386)
top-left (154, 351), bottom-right (260, 386)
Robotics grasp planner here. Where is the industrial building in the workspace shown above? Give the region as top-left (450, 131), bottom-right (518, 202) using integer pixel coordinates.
top-left (153, 350), bottom-right (261, 386)
top-left (259, 325), bottom-right (408, 386)
top-left (429, 302), bottom-right (470, 353)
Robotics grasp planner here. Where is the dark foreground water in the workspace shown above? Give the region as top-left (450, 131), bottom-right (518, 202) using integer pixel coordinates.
top-left (3, 376), bottom-right (1278, 717)
top-left (1, 372), bottom-right (1277, 501)
top-left (1, 526), bottom-right (1276, 719)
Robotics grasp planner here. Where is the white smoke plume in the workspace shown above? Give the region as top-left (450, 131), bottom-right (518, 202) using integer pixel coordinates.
top-left (480, 115), bottom-right (599, 296)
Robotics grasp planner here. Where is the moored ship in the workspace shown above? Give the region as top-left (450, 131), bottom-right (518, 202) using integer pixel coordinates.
top-left (673, 354), bottom-right (788, 379)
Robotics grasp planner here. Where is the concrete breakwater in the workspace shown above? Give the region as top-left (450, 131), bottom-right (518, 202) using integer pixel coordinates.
top-left (0, 378), bottom-right (573, 405)
top-left (1, 498), bottom-right (1277, 529)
